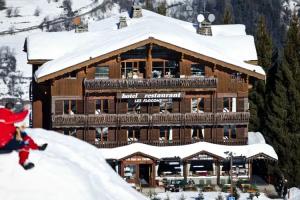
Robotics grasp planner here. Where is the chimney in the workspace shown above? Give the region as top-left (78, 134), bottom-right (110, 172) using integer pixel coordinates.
top-left (118, 16), bottom-right (127, 29)
top-left (131, 4), bottom-right (142, 18)
top-left (197, 20), bottom-right (212, 36)
top-left (73, 17), bottom-right (88, 33)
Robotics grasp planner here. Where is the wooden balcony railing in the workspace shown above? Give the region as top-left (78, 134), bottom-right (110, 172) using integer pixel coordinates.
top-left (52, 112), bottom-right (250, 128)
top-left (94, 138), bottom-right (248, 148)
top-left (84, 78), bottom-right (217, 92)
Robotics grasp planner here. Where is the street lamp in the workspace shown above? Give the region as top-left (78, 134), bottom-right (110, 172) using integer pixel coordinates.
top-left (224, 151), bottom-right (234, 197)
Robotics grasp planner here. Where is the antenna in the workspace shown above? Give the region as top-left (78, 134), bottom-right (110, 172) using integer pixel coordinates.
top-left (208, 14), bottom-right (215, 23)
top-left (197, 14), bottom-right (205, 23)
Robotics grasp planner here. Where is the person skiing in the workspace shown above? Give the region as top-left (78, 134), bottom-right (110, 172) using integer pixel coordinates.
top-left (0, 102), bottom-right (47, 170)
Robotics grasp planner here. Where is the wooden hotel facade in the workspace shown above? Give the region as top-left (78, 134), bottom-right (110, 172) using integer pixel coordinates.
top-left (26, 8), bottom-right (271, 186)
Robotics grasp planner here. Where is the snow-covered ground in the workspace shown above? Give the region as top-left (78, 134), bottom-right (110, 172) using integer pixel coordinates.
top-left (286, 187), bottom-right (300, 200)
top-left (0, 128), bottom-right (147, 200)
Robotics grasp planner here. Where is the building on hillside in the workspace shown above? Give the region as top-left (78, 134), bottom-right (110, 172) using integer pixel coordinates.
top-left (25, 7), bottom-right (276, 187)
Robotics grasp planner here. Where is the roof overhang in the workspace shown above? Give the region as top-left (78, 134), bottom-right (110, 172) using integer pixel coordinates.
top-left (35, 37), bottom-right (265, 83)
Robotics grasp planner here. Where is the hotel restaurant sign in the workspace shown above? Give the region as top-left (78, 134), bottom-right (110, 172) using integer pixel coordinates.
top-left (117, 92), bottom-right (184, 103)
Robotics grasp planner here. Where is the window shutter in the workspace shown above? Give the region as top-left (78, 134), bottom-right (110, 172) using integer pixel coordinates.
top-left (55, 100), bottom-right (63, 115)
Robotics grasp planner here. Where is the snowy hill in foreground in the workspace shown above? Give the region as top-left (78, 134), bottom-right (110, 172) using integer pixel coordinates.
top-left (0, 128), bottom-right (147, 200)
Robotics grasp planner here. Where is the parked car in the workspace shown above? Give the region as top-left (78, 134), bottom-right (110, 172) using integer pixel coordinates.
top-left (164, 179), bottom-right (184, 192)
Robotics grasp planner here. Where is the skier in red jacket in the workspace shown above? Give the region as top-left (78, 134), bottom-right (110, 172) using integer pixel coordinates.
top-left (0, 102), bottom-right (47, 170)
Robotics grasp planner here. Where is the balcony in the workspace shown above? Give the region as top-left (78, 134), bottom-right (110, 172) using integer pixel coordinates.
top-left (94, 138), bottom-right (248, 148)
top-left (52, 112), bottom-right (250, 128)
top-left (84, 77), bottom-right (217, 93)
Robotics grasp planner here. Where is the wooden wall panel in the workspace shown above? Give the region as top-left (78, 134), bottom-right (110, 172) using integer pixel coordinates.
top-left (77, 100), bottom-right (84, 114)
top-left (236, 126), bottom-right (247, 139)
top-left (184, 128), bottom-right (191, 141)
top-left (109, 61), bottom-right (121, 79)
top-left (179, 60), bottom-right (191, 76)
top-left (172, 127), bottom-right (180, 140)
top-left (217, 98), bottom-right (223, 112)
top-left (52, 79), bottom-right (83, 96)
top-left (118, 129), bottom-right (128, 142)
top-left (140, 129), bottom-right (148, 141)
top-left (76, 129), bottom-right (84, 140)
top-left (86, 129), bottom-right (96, 144)
top-left (55, 100), bottom-right (63, 114)
top-left (180, 98), bottom-right (191, 113)
top-left (216, 127), bottom-right (223, 139)
top-left (204, 97), bottom-right (211, 112)
top-left (150, 103), bottom-right (160, 114)
top-left (141, 103), bottom-right (148, 113)
top-left (87, 99), bottom-right (95, 114)
top-left (108, 99), bottom-right (115, 114)
top-left (172, 99), bottom-right (180, 113)
top-left (204, 127), bottom-right (212, 139)
top-left (237, 98), bottom-right (246, 112)
top-left (150, 128), bottom-right (159, 141)
top-left (118, 101), bottom-right (127, 113)
top-left (108, 128), bottom-right (116, 141)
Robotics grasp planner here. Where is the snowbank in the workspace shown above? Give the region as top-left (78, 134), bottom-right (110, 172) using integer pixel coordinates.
top-left (0, 129), bottom-right (147, 200)
top-left (286, 187), bottom-right (300, 200)
top-left (248, 132), bottom-right (266, 145)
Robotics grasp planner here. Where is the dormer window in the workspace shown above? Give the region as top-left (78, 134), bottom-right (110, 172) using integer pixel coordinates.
top-left (95, 66), bottom-right (109, 79)
top-left (67, 71), bottom-right (77, 79)
top-left (191, 64), bottom-right (205, 77)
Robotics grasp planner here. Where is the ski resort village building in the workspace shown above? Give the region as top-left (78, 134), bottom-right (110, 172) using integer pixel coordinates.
top-left (25, 7), bottom-right (277, 187)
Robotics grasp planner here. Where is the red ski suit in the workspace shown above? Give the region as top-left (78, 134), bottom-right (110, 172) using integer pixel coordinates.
top-left (0, 108), bottom-right (28, 148)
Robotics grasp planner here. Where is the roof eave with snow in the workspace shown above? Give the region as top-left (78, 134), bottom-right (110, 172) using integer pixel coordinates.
top-left (26, 9), bottom-right (266, 82)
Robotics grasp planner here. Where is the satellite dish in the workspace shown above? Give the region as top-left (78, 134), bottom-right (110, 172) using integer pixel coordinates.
top-left (197, 14), bottom-right (205, 23)
top-left (208, 14), bottom-right (215, 23)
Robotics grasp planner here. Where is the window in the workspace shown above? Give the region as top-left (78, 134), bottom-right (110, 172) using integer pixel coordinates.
top-left (121, 62), bottom-right (145, 79)
top-left (95, 99), bottom-right (109, 114)
top-left (124, 164), bottom-right (136, 180)
top-left (192, 126), bottom-right (204, 140)
top-left (95, 127), bottom-right (108, 144)
top-left (127, 99), bottom-right (141, 114)
top-left (160, 127), bottom-right (172, 142)
top-left (95, 66), bottom-right (109, 79)
top-left (223, 97), bottom-right (236, 112)
top-left (67, 71), bottom-right (77, 79)
top-left (64, 100), bottom-right (76, 114)
top-left (127, 128), bottom-right (140, 142)
top-left (160, 99), bottom-right (172, 113)
top-left (191, 64), bottom-right (205, 77)
top-left (63, 128), bottom-right (76, 137)
top-left (223, 125), bottom-right (237, 139)
top-left (152, 61), bottom-right (179, 78)
top-left (192, 98), bottom-right (204, 113)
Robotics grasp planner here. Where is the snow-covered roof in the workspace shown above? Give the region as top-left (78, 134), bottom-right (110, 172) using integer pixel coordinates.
top-left (26, 9), bottom-right (265, 82)
top-left (100, 141), bottom-right (278, 161)
top-left (248, 132), bottom-right (266, 145)
top-left (0, 129), bottom-right (147, 200)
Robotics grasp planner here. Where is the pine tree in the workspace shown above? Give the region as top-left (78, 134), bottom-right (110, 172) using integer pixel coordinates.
top-left (145, 0), bottom-right (154, 11)
top-left (249, 16), bottom-right (272, 132)
top-left (223, 7), bottom-right (233, 24)
top-left (0, 0), bottom-right (5, 10)
top-left (157, 0), bottom-right (167, 16)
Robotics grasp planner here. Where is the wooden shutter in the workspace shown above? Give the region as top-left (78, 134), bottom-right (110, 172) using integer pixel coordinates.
top-left (150, 128), bottom-right (159, 141)
top-left (108, 99), bottom-right (115, 114)
top-left (172, 128), bottom-right (180, 140)
top-left (236, 125), bottom-right (247, 139)
top-left (118, 129), bottom-right (127, 142)
top-left (216, 127), bottom-right (223, 139)
top-left (140, 129), bottom-right (148, 141)
top-left (86, 129), bottom-right (96, 144)
top-left (118, 100), bottom-right (127, 114)
top-left (204, 98), bottom-right (211, 112)
top-left (151, 103), bottom-right (160, 114)
top-left (87, 99), bottom-right (95, 114)
top-left (172, 99), bottom-right (180, 113)
top-left (108, 128), bottom-right (116, 141)
top-left (204, 127), bottom-right (212, 139)
top-left (217, 98), bottom-right (223, 113)
top-left (55, 100), bottom-right (63, 115)
top-left (76, 129), bottom-right (84, 140)
top-left (237, 98), bottom-right (245, 112)
top-left (140, 103), bottom-right (148, 113)
top-left (77, 100), bottom-right (84, 114)
top-left (184, 128), bottom-right (191, 141)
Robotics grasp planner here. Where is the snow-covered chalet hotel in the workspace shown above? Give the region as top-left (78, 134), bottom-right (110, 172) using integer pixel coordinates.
top-left (25, 6), bottom-right (277, 187)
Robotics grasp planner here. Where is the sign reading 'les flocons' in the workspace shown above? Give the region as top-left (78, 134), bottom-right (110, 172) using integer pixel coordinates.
top-left (117, 92), bottom-right (184, 99)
